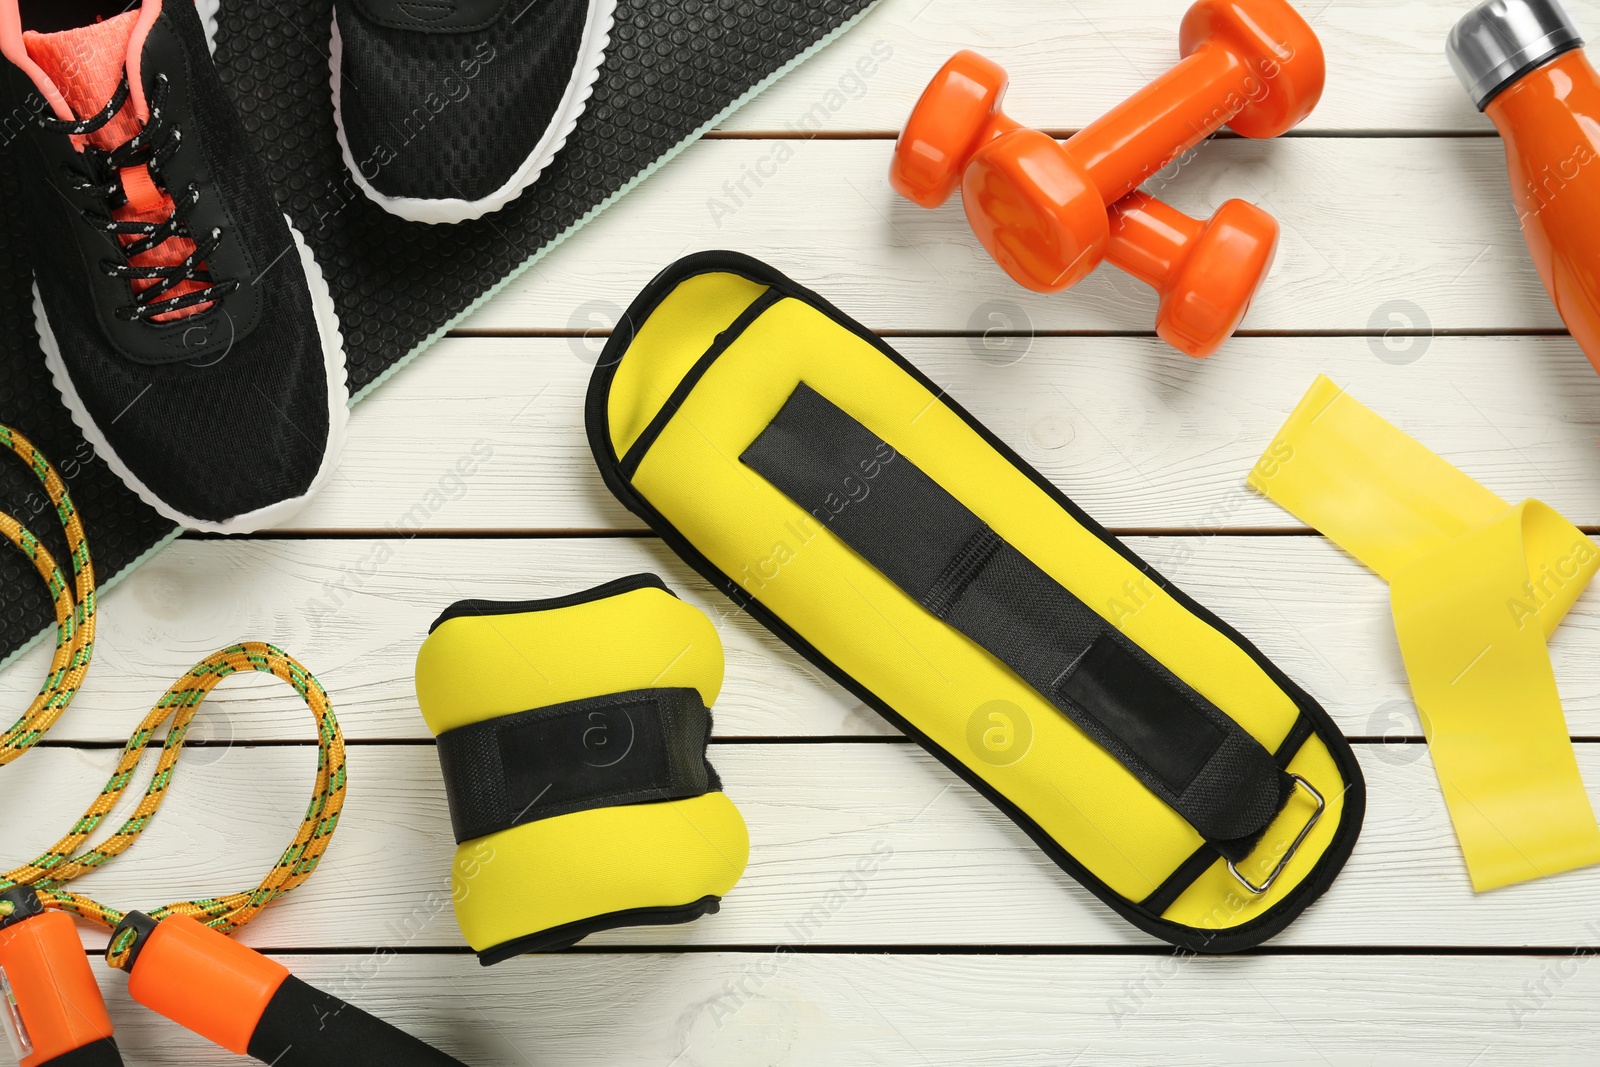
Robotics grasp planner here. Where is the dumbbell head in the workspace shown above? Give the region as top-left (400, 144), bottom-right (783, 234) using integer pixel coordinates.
top-left (894, 51), bottom-right (1109, 289)
top-left (1179, 0), bottom-right (1325, 139)
top-left (962, 128), bottom-right (1111, 292)
top-left (891, 50), bottom-right (1011, 208)
top-left (1155, 198), bottom-right (1278, 357)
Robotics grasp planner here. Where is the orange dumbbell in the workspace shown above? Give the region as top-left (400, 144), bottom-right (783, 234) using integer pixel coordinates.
top-left (1107, 190), bottom-right (1278, 358)
top-left (891, 0), bottom-right (1323, 356)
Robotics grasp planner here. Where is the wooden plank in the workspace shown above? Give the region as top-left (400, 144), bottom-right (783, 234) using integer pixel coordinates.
top-left (458, 136), bottom-right (1554, 333)
top-left (0, 537), bottom-right (868, 741)
top-left (7, 535), bottom-right (1598, 742)
top-left (10, 743), bottom-right (1600, 950)
top-left (722, 0), bottom-right (1571, 136)
top-left (13, 0), bottom-right (1592, 1042)
top-left (291, 334), bottom-right (1600, 533)
top-left (88, 951), bottom-right (1600, 1065)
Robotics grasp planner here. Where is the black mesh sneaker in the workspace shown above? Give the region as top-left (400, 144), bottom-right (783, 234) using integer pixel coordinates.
top-left (331, 0), bottom-right (615, 224)
top-left (1, 0), bottom-right (347, 534)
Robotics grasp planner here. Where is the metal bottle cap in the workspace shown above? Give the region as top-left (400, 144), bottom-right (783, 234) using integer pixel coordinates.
top-left (1446, 0), bottom-right (1585, 109)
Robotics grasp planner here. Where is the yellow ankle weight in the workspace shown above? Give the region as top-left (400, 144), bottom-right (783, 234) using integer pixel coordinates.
top-left (585, 252), bottom-right (1365, 952)
top-left (414, 575), bottom-right (749, 964)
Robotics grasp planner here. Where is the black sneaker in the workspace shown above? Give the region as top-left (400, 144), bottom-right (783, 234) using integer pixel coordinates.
top-left (331, 0), bottom-right (616, 224)
top-left (1, 0), bottom-right (348, 534)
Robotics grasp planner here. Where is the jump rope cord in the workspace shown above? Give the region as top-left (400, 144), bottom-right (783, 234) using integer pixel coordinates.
top-left (0, 426), bottom-right (347, 970)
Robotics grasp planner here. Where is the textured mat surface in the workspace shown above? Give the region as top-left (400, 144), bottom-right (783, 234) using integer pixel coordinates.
top-left (0, 0), bottom-right (873, 666)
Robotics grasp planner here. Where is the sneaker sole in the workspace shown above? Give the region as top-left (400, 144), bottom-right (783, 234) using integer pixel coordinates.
top-left (35, 218), bottom-right (351, 535)
top-left (196, 0), bottom-right (220, 54)
top-left (329, 0), bottom-right (617, 225)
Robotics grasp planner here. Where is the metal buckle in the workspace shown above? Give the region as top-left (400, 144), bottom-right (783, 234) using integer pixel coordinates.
top-left (1227, 774), bottom-right (1326, 896)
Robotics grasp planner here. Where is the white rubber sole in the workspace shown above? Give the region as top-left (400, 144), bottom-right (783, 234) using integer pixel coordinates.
top-left (330, 0), bottom-right (616, 225)
top-left (35, 218), bottom-right (351, 535)
top-left (195, 0), bottom-right (220, 54)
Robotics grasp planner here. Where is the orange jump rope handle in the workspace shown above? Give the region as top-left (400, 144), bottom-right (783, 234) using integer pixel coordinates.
top-left (118, 914), bottom-right (467, 1066)
top-left (0, 898), bottom-right (121, 1067)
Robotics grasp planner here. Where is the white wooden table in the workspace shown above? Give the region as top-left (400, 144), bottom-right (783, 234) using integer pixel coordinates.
top-left (5, 1), bottom-right (1600, 1062)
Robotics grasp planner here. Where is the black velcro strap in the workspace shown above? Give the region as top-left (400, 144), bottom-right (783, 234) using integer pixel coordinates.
top-left (740, 383), bottom-right (1290, 860)
top-left (434, 688), bottom-right (718, 844)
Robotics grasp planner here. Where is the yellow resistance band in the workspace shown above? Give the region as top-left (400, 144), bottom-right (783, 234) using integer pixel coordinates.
top-left (1248, 376), bottom-right (1600, 891)
top-left (0, 426), bottom-right (346, 964)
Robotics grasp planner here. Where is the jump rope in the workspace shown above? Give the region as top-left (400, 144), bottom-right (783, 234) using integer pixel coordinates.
top-left (0, 427), bottom-right (462, 1067)
top-left (0, 425), bottom-right (345, 944)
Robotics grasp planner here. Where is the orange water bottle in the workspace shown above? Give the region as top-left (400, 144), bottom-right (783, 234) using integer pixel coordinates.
top-left (1448, 0), bottom-right (1600, 374)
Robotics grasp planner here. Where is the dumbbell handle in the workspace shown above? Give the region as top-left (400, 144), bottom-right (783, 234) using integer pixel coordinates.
top-left (1105, 191), bottom-right (1208, 288)
top-left (965, 50), bottom-right (1265, 214)
top-left (1105, 190), bottom-right (1280, 358)
top-left (1070, 43), bottom-right (1257, 206)
top-left (124, 915), bottom-right (466, 1066)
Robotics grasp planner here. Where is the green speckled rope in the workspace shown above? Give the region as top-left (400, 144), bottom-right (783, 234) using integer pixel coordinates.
top-left (0, 428), bottom-right (348, 970)
top-left (0, 425), bottom-right (95, 764)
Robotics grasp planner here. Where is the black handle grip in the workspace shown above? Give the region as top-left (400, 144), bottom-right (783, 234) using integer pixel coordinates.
top-left (41, 1038), bottom-right (124, 1066)
top-left (246, 975), bottom-right (467, 1067)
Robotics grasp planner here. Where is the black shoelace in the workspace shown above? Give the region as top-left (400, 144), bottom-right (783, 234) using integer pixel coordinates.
top-left (39, 73), bottom-right (239, 323)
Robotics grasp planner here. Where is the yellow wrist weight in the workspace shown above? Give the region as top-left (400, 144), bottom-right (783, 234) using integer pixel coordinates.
top-left (414, 575), bottom-right (750, 963)
top-left (1251, 376), bottom-right (1600, 890)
